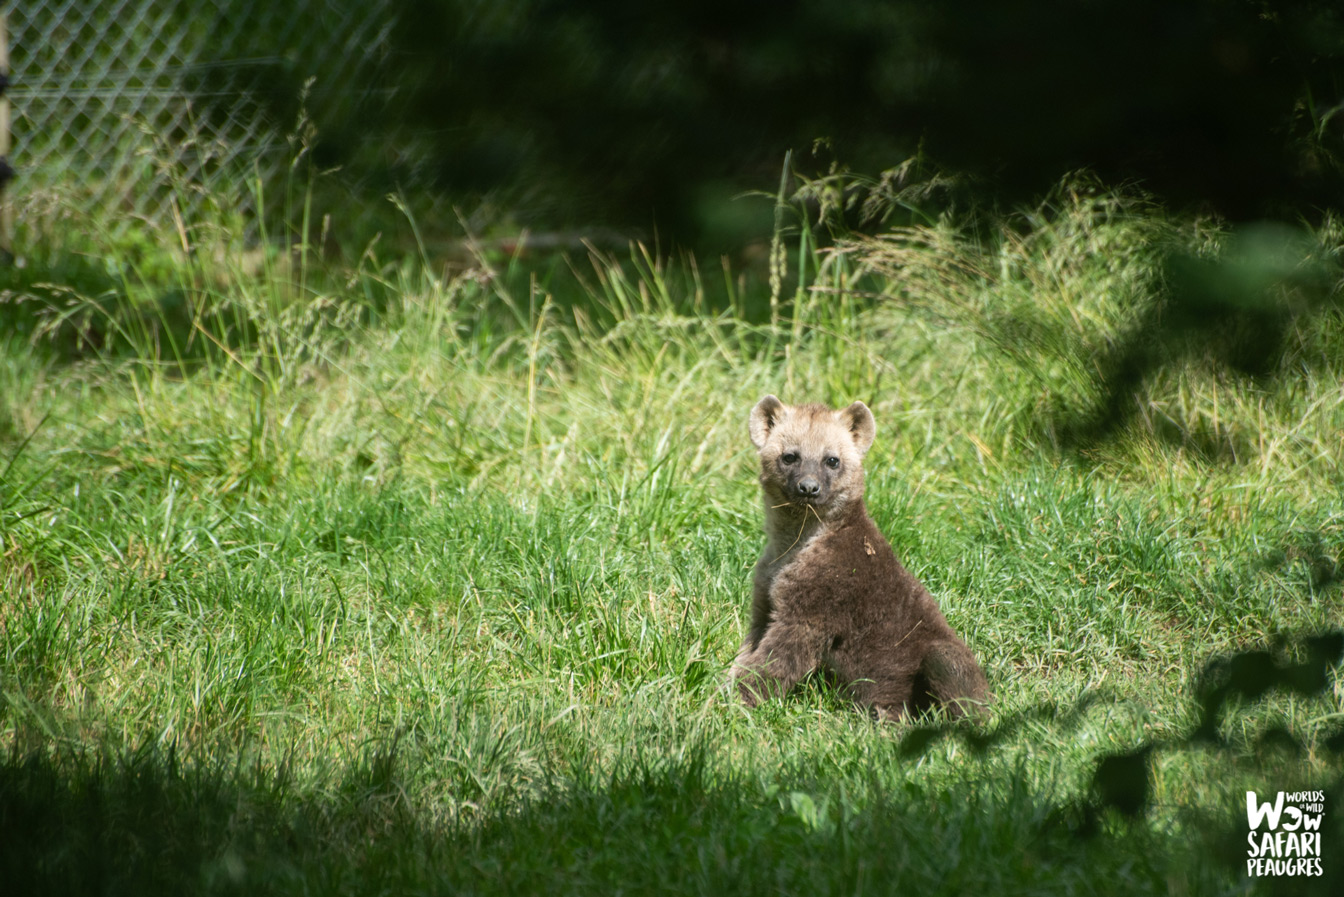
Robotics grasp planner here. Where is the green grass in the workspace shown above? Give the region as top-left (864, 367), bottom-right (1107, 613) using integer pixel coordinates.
top-left (1, 179), bottom-right (1342, 895)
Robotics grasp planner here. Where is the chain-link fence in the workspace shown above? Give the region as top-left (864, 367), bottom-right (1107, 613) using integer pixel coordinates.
top-left (4, 1), bottom-right (396, 235)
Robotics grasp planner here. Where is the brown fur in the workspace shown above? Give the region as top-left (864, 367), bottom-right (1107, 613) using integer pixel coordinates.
top-left (732, 395), bottom-right (990, 720)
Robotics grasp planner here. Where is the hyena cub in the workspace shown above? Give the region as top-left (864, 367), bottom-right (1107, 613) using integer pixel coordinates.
top-left (732, 396), bottom-right (990, 720)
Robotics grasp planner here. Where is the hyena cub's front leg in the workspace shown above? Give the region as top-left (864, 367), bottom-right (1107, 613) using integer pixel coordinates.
top-left (732, 623), bottom-right (823, 707)
top-left (737, 572), bottom-right (773, 656)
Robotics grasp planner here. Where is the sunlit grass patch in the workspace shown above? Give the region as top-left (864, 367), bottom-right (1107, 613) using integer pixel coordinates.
top-left (1, 175), bottom-right (1341, 894)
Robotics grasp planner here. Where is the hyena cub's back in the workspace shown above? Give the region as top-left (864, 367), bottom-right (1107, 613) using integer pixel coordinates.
top-left (732, 395), bottom-right (990, 720)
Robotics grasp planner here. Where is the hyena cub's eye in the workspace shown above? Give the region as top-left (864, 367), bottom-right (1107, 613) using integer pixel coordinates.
top-left (825, 456), bottom-right (840, 469)
top-left (781, 452), bottom-right (799, 465)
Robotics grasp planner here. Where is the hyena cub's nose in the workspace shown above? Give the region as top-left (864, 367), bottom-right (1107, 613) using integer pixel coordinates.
top-left (796, 476), bottom-right (821, 497)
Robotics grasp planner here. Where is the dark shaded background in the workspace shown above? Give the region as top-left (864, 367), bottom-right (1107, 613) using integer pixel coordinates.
top-left (198, 0), bottom-right (1344, 241)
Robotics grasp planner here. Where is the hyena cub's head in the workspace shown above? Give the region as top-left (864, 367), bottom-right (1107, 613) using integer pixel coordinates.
top-left (748, 396), bottom-right (876, 518)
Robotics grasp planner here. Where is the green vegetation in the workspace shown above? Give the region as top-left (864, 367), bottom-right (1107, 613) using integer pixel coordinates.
top-left (1, 177), bottom-right (1341, 895)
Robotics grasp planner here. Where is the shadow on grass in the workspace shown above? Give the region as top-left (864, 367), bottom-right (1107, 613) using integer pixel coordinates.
top-left (0, 734), bottom-right (1234, 896)
top-left (898, 628), bottom-right (1343, 894)
top-left (1053, 224), bottom-right (1343, 458)
top-left (4, 628), bottom-right (1341, 896)
top-left (1260, 530), bottom-right (1344, 594)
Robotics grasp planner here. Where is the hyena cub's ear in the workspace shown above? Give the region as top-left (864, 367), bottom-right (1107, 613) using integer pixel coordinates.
top-left (840, 401), bottom-right (876, 456)
top-left (749, 395), bottom-right (787, 449)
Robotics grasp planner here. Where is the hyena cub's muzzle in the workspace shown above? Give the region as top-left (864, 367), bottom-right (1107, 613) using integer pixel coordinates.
top-left (782, 455), bottom-right (837, 506)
